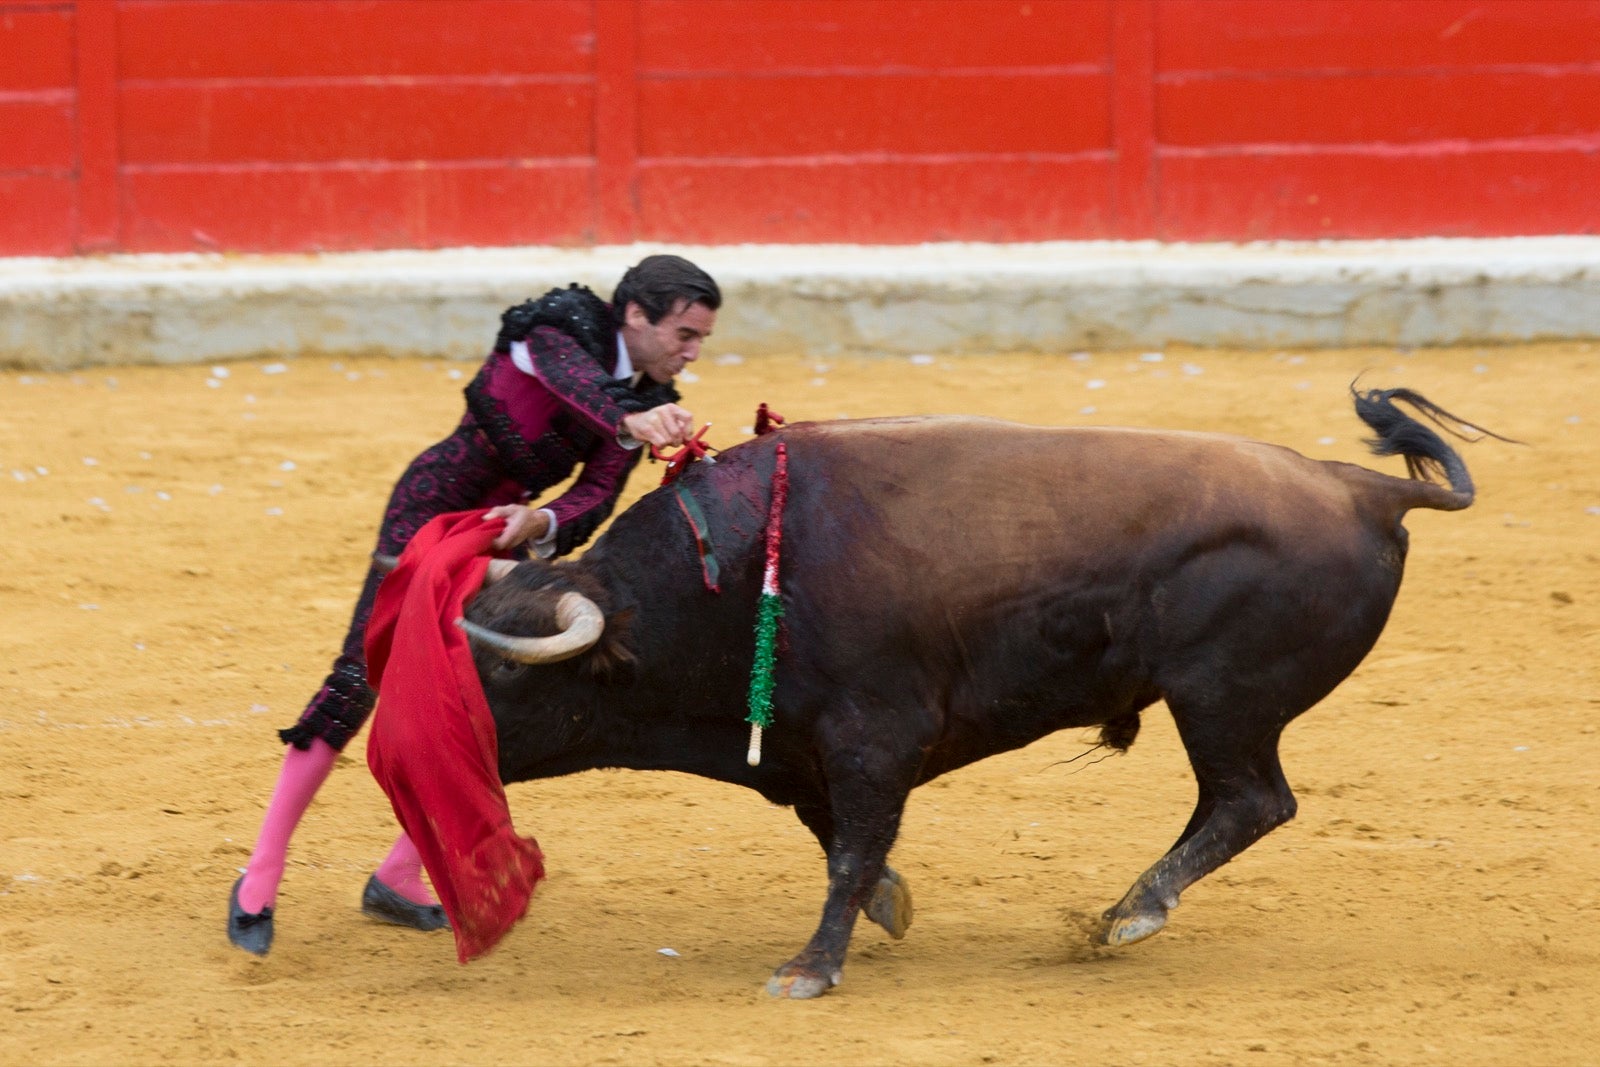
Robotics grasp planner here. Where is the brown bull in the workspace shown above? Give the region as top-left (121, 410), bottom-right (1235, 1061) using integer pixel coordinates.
top-left (459, 387), bottom-right (1504, 997)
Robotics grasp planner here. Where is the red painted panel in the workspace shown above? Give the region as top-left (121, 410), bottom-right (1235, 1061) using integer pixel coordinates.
top-left (119, 0), bottom-right (594, 79)
top-left (1111, 0), bottom-right (1155, 236)
top-left (74, 0), bottom-right (121, 252)
top-left (0, 98), bottom-right (73, 170)
top-left (120, 81), bottom-right (594, 164)
top-left (593, 0), bottom-right (639, 243)
top-left (119, 163), bottom-right (597, 252)
top-left (1156, 148), bottom-right (1600, 240)
top-left (0, 174), bottom-right (74, 255)
top-left (1161, 70), bottom-right (1600, 145)
top-left (0, 6), bottom-right (73, 89)
top-left (640, 0), bottom-right (1112, 71)
top-left (636, 158), bottom-right (1114, 243)
top-left (640, 72), bottom-right (1109, 157)
top-left (1156, 0), bottom-right (1600, 72)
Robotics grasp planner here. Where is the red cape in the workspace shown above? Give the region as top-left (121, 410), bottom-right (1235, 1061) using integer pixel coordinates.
top-left (364, 510), bottom-right (545, 962)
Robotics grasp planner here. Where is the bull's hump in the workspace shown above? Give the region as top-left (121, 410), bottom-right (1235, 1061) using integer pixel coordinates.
top-left (794, 414), bottom-right (1000, 435)
top-left (796, 412), bottom-right (1235, 438)
top-left (789, 415), bottom-right (1249, 449)
top-left (781, 416), bottom-right (1343, 520)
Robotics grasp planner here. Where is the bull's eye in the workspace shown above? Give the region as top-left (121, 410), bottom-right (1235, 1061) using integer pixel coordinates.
top-left (491, 659), bottom-right (527, 682)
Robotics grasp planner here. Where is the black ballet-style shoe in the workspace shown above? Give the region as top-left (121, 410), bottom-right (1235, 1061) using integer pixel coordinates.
top-left (227, 876), bottom-right (274, 956)
top-left (361, 875), bottom-right (450, 932)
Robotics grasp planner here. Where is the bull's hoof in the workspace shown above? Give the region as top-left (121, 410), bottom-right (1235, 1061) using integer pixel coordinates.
top-left (1094, 906), bottom-right (1168, 947)
top-left (865, 868), bottom-right (913, 940)
top-left (765, 966), bottom-right (840, 999)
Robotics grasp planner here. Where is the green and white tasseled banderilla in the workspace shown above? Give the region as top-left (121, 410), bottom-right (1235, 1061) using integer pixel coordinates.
top-left (746, 442), bottom-right (788, 766)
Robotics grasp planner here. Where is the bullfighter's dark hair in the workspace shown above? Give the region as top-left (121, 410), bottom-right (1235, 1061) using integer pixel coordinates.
top-left (612, 254), bottom-right (721, 323)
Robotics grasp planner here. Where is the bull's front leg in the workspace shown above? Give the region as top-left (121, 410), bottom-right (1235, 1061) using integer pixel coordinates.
top-left (767, 742), bottom-right (915, 998)
top-left (792, 801), bottom-right (914, 941)
top-left (765, 847), bottom-right (884, 998)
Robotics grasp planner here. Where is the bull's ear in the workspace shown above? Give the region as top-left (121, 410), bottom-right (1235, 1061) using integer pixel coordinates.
top-left (579, 607), bottom-right (637, 683)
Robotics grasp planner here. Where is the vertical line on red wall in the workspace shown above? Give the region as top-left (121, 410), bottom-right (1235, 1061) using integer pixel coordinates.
top-left (73, 0), bottom-right (120, 252)
top-left (1111, 0), bottom-right (1156, 240)
top-left (594, 0), bottom-right (639, 245)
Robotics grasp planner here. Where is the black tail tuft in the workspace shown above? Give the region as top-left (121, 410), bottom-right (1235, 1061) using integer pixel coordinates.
top-left (1349, 385), bottom-right (1514, 507)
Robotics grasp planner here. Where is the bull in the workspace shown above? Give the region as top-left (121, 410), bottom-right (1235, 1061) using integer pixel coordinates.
top-left (457, 387), bottom-right (1500, 998)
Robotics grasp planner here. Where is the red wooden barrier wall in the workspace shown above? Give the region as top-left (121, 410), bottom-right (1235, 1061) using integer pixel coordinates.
top-left (3, 0), bottom-right (1598, 256)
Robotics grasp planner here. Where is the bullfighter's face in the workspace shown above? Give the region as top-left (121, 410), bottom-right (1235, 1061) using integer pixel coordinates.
top-left (622, 299), bottom-right (716, 383)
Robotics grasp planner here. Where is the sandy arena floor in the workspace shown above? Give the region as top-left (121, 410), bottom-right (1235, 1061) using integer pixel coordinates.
top-left (2, 343), bottom-right (1597, 1067)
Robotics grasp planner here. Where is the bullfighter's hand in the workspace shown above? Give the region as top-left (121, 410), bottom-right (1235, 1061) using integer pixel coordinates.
top-left (485, 504), bottom-right (550, 551)
top-left (621, 403), bottom-right (694, 448)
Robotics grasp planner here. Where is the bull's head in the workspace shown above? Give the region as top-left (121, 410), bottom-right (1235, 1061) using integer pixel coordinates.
top-left (457, 563), bottom-right (604, 663)
top-left (457, 561), bottom-right (635, 678)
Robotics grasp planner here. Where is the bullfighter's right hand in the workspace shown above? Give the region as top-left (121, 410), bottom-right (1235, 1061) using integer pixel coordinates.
top-left (484, 503), bottom-right (550, 552)
top-left (620, 403), bottom-right (694, 448)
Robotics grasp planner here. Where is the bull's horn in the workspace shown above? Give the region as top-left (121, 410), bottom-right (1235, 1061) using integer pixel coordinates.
top-left (456, 592), bottom-right (604, 664)
top-left (374, 555), bottom-right (518, 582)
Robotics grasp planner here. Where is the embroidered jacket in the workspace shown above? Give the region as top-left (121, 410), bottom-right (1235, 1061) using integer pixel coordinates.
top-left (460, 285), bottom-right (680, 556)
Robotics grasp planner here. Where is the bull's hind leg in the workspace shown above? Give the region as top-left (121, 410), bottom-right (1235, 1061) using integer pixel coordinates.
top-left (1097, 719), bottom-right (1297, 947)
top-left (793, 802), bottom-right (914, 940)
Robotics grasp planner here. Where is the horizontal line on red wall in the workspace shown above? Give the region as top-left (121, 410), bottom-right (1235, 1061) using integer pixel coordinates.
top-left (640, 151), bottom-right (1116, 168)
top-left (124, 159), bottom-right (595, 175)
top-left (120, 79), bottom-right (597, 164)
top-left (119, 74), bottom-right (593, 89)
top-left (118, 1), bottom-right (595, 83)
top-left (0, 88), bottom-right (70, 104)
top-left (636, 157), bottom-right (1116, 245)
top-left (119, 161), bottom-right (599, 253)
top-left (1160, 62), bottom-right (1600, 83)
top-left (1159, 68), bottom-right (1600, 146)
top-left (640, 72), bottom-right (1110, 158)
top-left (641, 64), bottom-right (1110, 80)
top-left (1157, 149), bottom-right (1600, 241)
top-left (1163, 135), bottom-right (1600, 158)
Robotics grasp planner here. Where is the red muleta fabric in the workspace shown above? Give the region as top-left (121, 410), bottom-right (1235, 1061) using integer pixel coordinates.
top-left (364, 509), bottom-right (545, 963)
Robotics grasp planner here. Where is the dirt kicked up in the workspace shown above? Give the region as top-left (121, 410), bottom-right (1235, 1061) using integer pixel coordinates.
top-left (2, 344), bottom-right (1597, 1067)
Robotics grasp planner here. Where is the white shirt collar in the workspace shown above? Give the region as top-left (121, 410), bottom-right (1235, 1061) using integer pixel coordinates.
top-left (613, 330), bottom-right (634, 381)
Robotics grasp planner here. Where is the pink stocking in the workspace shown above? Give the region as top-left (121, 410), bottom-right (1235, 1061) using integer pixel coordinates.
top-left (237, 738), bottom-right (338, 913)
top-left (374, 832), bottom-right (438, 906)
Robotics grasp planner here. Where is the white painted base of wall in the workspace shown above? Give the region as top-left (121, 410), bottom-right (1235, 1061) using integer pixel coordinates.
top-left (3, 237), bottom-right (1598, 370)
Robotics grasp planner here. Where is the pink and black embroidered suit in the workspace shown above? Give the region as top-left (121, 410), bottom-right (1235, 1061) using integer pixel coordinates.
top-left (280, 285), bottom-right (679, 751)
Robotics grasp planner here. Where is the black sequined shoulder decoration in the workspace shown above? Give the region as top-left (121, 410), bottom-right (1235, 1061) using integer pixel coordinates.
top-left (495, 284), bottom-right (616, 368)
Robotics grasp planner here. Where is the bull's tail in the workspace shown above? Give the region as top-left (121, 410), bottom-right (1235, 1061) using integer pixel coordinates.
top-left (1350, 385), bottom-right (1515, 512)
